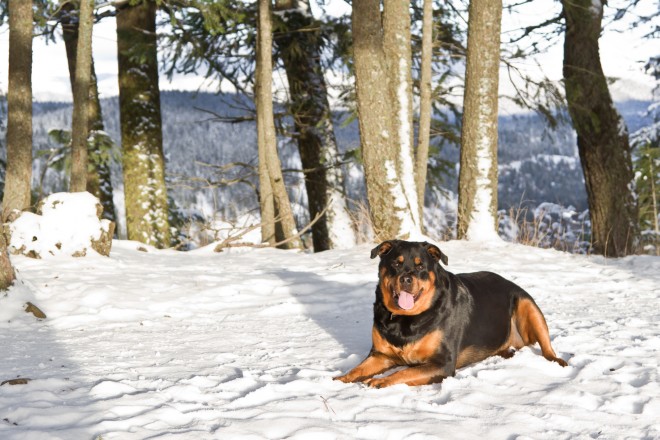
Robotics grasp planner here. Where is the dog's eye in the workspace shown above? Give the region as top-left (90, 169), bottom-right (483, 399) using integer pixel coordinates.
top-left (392, 261), bottom-right (401, 268)
top-left (416, 264), bottom-right (424, 271)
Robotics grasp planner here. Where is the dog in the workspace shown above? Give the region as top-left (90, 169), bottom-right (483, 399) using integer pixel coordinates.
top-left (334, 240), bottom-right (567, 388)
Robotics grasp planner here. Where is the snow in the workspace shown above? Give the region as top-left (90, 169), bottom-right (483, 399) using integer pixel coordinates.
top-left (1, 213), bottom-right (659, 439)
top-left (209, 213), bottom-right (262, 246)
top-left (325, 190), bottom-right (357, 249)
top-left (384, 160), bottom-right (422, 240)
top-left (7, 192), bottom-right (113, 258)
top-left (466, 76), bottom-right (501, 242)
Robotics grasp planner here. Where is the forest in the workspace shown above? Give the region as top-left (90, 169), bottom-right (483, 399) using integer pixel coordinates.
top-left (0, 0), bottom-right (658, 280)
top-left (0, 2), bottom-right (659, 437)
top-left (13, 92), bottom-right (654, 253)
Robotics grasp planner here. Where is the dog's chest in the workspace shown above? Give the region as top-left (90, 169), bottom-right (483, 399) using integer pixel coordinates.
top-left (372, 327), bottom-right (443, 364)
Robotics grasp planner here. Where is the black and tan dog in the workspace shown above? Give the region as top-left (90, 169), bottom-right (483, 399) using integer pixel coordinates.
top-left (335, 240), bottom-right (567, 388)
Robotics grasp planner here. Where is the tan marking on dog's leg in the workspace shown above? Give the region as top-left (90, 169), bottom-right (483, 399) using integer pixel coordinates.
top-left (365, 364), bottom-right (446, 388)
top-left (334, 353), bottom-right (397, 383)
top-left (514, 298), bottom-right (567, 367)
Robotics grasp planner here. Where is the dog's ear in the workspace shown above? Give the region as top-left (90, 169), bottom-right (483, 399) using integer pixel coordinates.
top-left (424, 242), bottom-right (448, 265)
top-left (370, 241), bottom-right (395, 259)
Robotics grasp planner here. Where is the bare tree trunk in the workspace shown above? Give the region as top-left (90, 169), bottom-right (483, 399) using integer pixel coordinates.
top-left (415, 0), bottom-right (433, 229)
top-left (256, 0), bottom-right (301, 249)
top-left (562, 0), bottom-right (639, 257)
top-left (383, 0), bottom-right (421, 233)
top-left (87, 67), bottom-right (117, 223)
top-left (352, 0), bottom-right (420, 240)
top-left (69, 0), bottom-right (93, 192)
top-left (457, 0), bottom-right (502, 241)
top-left (258, 134), bottom-right (276, 246)
top-left (116, 0), bottom-right (170, 247)
top-left (274, 0), bottom-right (356, 251)
top-left (651, 159), bottom-right (659, 238)
top-left (0, 232), bottom-right (15, 290)
top-left (61, 1), bottom-right (117, 222)
top-left (3, 0), bottom-right (33, 221)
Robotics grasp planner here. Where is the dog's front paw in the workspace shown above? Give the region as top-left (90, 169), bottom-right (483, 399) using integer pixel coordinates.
top-left (364, 377), bottom-right (391, 388)
top-left (333, 374), bottom-right (353, 383)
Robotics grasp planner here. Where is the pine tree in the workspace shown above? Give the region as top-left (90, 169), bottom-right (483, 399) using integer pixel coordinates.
top-left (0, 232), bottom-right (15, 290)
top-left (562, 0), bottom-right (639, 256)
top-left (457, 0), bottom-right (502, 241)
top-left (3, 0), bottom-right (33, 221)
top-left (632, 131), bottom-right (659, 254)
top-left (414, 0), bottom-right (434, 229)
top-left (61, 0), bottom-right (117, 222)
top-left (352, 0), bottom-right (421, 240)
top-left (274, 0), bottom-right (355, 251)
top-left (256, 0), bottom-right (301, 249)
top-left (69, 0), bottom-right (94, 193)
top-left (116, 0), bottom-right (170, 247)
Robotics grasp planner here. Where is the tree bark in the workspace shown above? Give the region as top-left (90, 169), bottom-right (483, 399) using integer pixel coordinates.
top-left (352, 0), bottom-right (420, 240)
top-left (274, 0), bottom-right (356, 251)
top-left (415, 0), bottom-right (433, 229)
top-left (116, 0), bottom-right (170, 247)
top-left (86, 71), bottom-right (118, 223)
top-left (69, 0), bottom-right (94, 193)
top-left (0, 232), bottom-right (15, 290)
top-left (383, 0), bottom-right (421, 232)
top-left (258, 132), bottom-right (276, 246)
top-left (562, 0), bottom-right (639, 257)
top-left (3, 0), bottom-right (33, 221)
top-left (61, 1), bottom-right (117, 222)
top-left (256, 0), bottom-right (301, 249)
top-left (457, 0), bottom-right (502, 241)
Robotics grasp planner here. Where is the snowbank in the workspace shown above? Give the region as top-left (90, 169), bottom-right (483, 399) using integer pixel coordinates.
top-left (6, 192), bottom-right (114, 258)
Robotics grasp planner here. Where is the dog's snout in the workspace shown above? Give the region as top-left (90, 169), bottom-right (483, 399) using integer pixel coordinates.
top-left (400, 274), bottom-right (413, 286)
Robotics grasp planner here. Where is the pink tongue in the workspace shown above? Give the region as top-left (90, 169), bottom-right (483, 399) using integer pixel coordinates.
top-left (398, 291), bottom-right (415, 310)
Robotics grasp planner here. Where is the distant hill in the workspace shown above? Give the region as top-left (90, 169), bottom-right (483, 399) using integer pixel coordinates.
top-left (0, 91), bottom-right (654, 240)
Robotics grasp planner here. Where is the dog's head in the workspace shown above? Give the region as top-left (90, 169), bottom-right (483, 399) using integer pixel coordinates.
top-left (370, 240), bottom-right (449, 315)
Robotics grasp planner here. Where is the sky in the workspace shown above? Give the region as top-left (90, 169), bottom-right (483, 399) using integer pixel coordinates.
top-left (0, 0), bottom-right (656, 105)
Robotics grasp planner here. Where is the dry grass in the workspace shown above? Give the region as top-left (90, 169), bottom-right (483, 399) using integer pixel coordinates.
top-left (500, 204), bottom-right (591, 254)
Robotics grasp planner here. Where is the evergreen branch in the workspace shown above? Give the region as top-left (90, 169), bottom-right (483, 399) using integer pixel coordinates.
top-left (505, 13), bottom-right (564, 44)
top-left (193, 106), bottom-right (255, 123)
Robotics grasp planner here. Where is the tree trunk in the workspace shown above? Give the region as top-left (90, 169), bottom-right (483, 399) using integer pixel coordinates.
top-left (258, 133), bottom-right (276, 246)
top-left (256, 0), bottom-right (301, 249)
top-left (383, 0), bottom-right (421, 233)
top-left (274, 0), bottom-right (356, 251)
top-left (0, 232), bottom-right (15, 290)
top-left (352, 0), bottom-right (420, 240)
top-left (415, 0), bottom-right (433, 229)
top-left (3, 0), bottom-right (33, 222)
top-left (457, 0), bottom-right (502, 241)
top-left (562, 0), bottom-right (639, 257)
top-left (116, 0), bottom-right (170, 247)
top-left (61, 1), bottom-right (117, 222)
top-left (87, 70), bottom-right (117, 223)
top-left (69, 0), bottom-right (93, 193)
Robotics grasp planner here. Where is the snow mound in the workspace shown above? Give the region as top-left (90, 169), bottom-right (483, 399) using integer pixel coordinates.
top-left (7, 192), bottom-right (114, 258)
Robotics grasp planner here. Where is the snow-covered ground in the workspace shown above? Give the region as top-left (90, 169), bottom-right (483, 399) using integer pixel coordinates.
top-left (1, 239), bottom-right (658, 439)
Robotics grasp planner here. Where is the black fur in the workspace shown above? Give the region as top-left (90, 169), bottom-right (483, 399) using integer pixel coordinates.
top-left (372, 240), bottom-right (535, 377)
